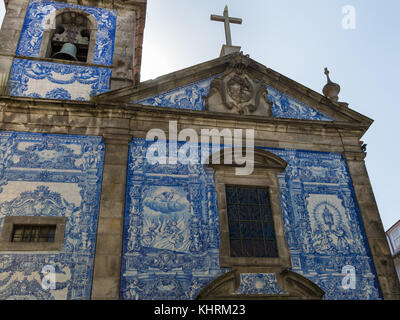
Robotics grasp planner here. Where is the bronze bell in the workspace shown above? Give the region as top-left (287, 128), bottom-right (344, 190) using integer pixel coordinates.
top-left (52, 43), bottom-right (78, 61)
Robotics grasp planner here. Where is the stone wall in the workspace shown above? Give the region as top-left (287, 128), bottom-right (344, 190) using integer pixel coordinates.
top-left (0, 94), bottom-right (398, 299)
top-left (0, 0), bottom-right (30, 76)
top-left (7, 0), bottom-right (117, 100)
top-left (0, 36), bottom-right (399, 299)
top-left (1, 0), bottom-right (146, 97)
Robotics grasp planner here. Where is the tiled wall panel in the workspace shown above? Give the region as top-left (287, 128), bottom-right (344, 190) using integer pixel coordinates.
top-left (0, 131), bottom-right (104, 300)
top-left (133, 77), bottom-right (333, 121)
top-left (120, 139), bottom-right (228, 300)
top-left (121, 139), bottom-right (381, 299)
top-left (9, 58), bottom-right (112, 100)
top-left (270, 148), bottom-right (381, 299)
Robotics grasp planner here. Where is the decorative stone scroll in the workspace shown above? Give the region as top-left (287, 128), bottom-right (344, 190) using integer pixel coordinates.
top-left (205, 53), bottom-right (273, 116)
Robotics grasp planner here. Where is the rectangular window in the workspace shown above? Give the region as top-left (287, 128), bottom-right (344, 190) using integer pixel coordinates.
top-left (0, 216), bottom-right (66, 251)
top-left (225, 185), bottom-right (278, 258)
top-left (12, 225), bottom-right (56, 243)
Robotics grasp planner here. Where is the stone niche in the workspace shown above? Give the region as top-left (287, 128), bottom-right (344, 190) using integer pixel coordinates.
top-left (205, 53), bottom-right (273, 116)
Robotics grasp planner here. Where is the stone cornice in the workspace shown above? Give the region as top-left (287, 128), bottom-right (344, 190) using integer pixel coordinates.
top-left (53, 0), bottom-right (147, 10)
top-left (9, 55), bottom-right (113, 69)
top-left (0, 96), bottom-right (371, 137)
top-left (342, 151), bottom-right (367, 161)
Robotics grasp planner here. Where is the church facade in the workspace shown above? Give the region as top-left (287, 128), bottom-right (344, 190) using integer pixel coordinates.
top-left (0, 0), bottom-right (398, 300)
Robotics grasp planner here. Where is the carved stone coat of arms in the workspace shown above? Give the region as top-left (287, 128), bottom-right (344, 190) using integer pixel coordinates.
top-left (205, 53), bottom-right (273, 117)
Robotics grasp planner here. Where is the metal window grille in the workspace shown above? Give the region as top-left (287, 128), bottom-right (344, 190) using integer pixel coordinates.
top-left (225, 185), bottom-right (278, 258)
top-left (11, 225), bottom-right (56, 243)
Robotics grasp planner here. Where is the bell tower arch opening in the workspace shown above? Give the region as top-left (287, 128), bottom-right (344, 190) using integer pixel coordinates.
top-left (41, 9), bottom-right (98, 63)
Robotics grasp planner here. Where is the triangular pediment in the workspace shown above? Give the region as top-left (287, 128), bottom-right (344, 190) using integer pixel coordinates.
top-left (99, 53), bottom-right (373, 127)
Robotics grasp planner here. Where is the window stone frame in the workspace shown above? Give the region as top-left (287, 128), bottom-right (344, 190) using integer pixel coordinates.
top-left (208, 148), bottom-right (292, 272)
top-left (0, 216), bottom-right (67, 252)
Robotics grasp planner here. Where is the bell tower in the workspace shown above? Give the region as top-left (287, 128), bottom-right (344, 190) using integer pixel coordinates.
top-left (0, 0), bottom-right (146, 100)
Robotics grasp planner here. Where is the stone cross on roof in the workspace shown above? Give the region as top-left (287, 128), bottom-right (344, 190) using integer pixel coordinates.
top-left (211, 5), bottom-right (242, 46)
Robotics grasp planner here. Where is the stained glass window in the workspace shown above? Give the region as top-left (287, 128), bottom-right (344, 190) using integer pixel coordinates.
top-left (226, 185), bottom-right (278, 258)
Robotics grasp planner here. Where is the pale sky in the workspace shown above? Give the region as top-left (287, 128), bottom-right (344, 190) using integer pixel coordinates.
top-left (0, 0), bottom-right (399, 230)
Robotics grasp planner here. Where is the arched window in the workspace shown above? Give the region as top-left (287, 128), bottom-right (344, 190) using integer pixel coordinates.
top-left (40, 9), bottom-right (98, 63)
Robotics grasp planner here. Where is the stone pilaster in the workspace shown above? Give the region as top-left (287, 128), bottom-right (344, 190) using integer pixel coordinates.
top-left (91, 134), bottom-right (131, 300)
top-left (344, 151), bottom-right (400, 300)
top-left (0, 0), bottom-right (29, 76)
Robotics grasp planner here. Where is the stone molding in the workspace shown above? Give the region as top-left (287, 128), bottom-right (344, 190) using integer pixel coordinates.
top-left (0, 216), bottom-right (67, 252)
top-left (207, 150), bottom-right (291, 272)
top-left (197, 269), bottom-right (325, 300)
top-left (206, 147), bottom-right (288, 171)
